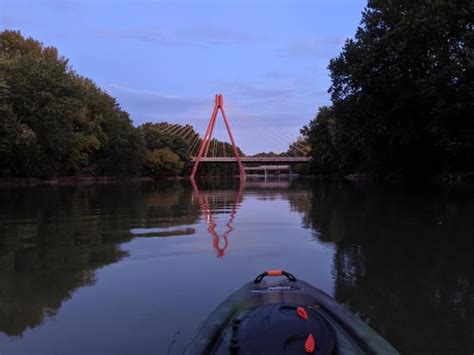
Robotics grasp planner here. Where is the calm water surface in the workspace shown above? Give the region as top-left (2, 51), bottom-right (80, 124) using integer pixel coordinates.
top-left (0, 179), bottom-right (472, 354)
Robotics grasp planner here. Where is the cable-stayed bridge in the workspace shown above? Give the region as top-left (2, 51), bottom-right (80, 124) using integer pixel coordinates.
top-left (191, 157), bottom-right (309, 163)
top-left (157, 94), bottom-right (311, 178)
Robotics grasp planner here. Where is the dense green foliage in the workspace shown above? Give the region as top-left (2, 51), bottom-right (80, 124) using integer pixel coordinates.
top-left (0, 31), bottom-right (193, 178)
top-left (0, 30), bottom-right (250, 178)
top-left (305, 0), bottom-right (473, 175)
top-left (138, 123), bottom-right (189, 175)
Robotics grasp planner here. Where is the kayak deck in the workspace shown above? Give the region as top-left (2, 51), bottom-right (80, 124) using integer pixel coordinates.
top-left (185, 271), bottom-right (398, 354)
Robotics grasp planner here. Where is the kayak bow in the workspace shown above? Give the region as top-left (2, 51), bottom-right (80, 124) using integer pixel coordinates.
top-left (185, 270), bottom-right (398, 354)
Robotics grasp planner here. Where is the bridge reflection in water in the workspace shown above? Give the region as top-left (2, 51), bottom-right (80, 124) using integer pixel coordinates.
top-left (1, 180), bottom-right (471, 355)
top-left (191, 179), bottom-right (244, 257)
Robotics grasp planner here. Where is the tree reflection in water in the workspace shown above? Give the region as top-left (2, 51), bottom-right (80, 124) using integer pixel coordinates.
top-left (0, 182), bottom-right (200, 336)
top-left (0, 179), bottom-right (472, 354)
top-left (289, 181), bottom-right (474, 354)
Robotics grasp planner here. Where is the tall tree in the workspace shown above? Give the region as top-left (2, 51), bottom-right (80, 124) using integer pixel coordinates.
top-left (0, 76), bottom-right (39, 176)
top-left (306, 0), bottom-right (474, 175)
top-left (0, 31), bottom-right (147, 177)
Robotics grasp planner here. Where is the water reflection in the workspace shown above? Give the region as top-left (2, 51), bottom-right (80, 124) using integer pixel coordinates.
top-left (191, 179), bottom-right (244, 257)
top-left (131, 227), bottom-right (196, 238)
top-left (0, 179), bottom-right (472, 354)
top-left (0, 182), bottom-right (199, 337)
top-left (292, 182), bottom-right (474, 354)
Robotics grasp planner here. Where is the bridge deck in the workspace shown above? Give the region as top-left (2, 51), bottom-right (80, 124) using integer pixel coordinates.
top-left (244, 165), bottom-right (290, 171)
top-left (191, 157), bottom-right (309, 163)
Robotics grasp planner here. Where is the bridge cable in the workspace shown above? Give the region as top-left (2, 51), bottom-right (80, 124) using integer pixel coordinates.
top-left (248, 115), bottom-right (311, 148)
top-left (239, 115), bottom-right (310, 152)
top-left (236, 117), bottom-right (297, 149)
top-left (212, 138), bottom-right (217, 158)
top-left (191, 136), bottom-right (204, 157)
top-left (182, 129), bottom-right (196, 144)
top-left (159, 123), bottom-right (180, 134)
top-left (239, 117), bottom-right (310, 154)
top-left (163, 124), bottom-right (184, 136)
top-left (239, 121), bottom-right (299, 154)
top-left (172, 124), bottom-right (192, 138)
top-left (188, 135), bottom-right (201, 156)
top-left (176, 125), bottom-right (195, 141)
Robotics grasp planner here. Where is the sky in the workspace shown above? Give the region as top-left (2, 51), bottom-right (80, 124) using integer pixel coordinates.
top-left (1, 0), bottom-right (366, 154)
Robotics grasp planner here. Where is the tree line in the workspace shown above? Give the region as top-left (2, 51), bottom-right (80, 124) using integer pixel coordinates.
top-left (304, 0), bottom-right (473, 178)
top-left (6, 0), bottom-right (470, 182)
top-left (0, 30), bottom-right (245, 178)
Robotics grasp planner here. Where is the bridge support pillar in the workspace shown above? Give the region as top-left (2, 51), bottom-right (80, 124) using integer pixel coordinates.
top-left (191, 94), bottom-right (246, 179)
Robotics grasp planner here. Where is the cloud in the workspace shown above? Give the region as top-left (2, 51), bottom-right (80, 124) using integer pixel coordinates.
top-left (179, 27), bottom-right (256, 45)
top-left (2, 0), bottom-right (79, 10)
top-left (109, 84), bottom-right (194, 102)
top-left (99, 26), bottom-right (256, 47)
top-left (107, 84), bottom-right (208, 123)
top-left (100, 29), bottom-right (177, 46)
top-left (262, 71), bottom-right (294, 79)
top-left (0, 15), bottom-right (32, 27)
top-left (278, 35), bottom-right (347, 58)
top-left (220, 82), bottom-right (296, 101)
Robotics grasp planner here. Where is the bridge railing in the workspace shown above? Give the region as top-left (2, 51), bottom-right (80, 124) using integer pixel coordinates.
top-left (191, 157), bottom-right (310, 163)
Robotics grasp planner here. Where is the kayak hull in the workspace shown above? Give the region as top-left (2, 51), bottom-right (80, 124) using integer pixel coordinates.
top-left (185, 277), bottom-right (398, 354)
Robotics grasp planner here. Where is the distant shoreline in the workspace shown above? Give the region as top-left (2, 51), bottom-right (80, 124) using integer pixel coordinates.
top-left (1, 172), bottom-right (472, 188)
top-left (0, 176), bottom-right (171, 188)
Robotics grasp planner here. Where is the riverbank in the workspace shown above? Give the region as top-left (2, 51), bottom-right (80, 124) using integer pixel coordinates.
top-left (1, 171), bottom-right (473, 188)
top-left (344, 172), bottom-right (474, 184)
top-left (0, 176), bottom-right (163, 188)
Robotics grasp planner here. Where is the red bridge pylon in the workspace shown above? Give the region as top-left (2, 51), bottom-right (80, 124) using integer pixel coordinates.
top-left (190, 94), bottom-right (246, 179)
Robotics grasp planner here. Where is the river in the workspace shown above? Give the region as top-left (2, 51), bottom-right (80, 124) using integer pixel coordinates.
top-left (0, 178), bottom-right (472, 354)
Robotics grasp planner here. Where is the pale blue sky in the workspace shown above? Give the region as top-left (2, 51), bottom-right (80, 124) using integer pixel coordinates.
top-left (1, 0), bottom-right (366, 154)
